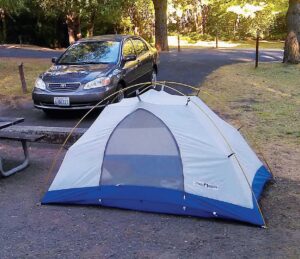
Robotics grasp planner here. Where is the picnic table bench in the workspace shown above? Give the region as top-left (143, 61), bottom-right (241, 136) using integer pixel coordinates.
top-left (0, 117), bottom-right (24, 129)
top-left (0, 117), bottom-right (44, 177)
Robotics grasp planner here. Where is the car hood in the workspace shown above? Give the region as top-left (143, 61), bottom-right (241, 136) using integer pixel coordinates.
top-left (42, 63), bottom-right (116, 83)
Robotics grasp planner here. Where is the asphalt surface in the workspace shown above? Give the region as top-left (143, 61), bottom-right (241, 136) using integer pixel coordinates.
top-left (0, 46), bottom-right (283, 129)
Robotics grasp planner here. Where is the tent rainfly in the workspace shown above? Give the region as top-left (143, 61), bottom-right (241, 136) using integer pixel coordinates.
top-left (42, 89), bottom-right (271, 226)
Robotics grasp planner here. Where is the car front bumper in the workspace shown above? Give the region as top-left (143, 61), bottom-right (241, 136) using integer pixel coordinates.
top-left (32, 87), bottom-right (116, 110)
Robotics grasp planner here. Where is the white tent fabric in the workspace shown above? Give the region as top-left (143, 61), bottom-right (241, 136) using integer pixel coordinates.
top-left (43, 89), bottom-right (271, 226)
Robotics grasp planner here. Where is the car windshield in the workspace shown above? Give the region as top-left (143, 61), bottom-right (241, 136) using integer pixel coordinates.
top-left (58, 41), bottom-right (120, 65)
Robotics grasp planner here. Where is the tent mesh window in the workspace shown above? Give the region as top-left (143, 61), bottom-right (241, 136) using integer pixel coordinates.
top-left (100, 109), bottom-right (184, 190)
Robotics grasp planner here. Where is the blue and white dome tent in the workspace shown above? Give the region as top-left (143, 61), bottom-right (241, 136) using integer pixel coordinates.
top-left (42, 86), bottom-right (272, 227)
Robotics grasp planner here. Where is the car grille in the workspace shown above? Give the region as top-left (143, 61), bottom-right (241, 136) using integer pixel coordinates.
top-left (48, 82), bottom-right (81, 91)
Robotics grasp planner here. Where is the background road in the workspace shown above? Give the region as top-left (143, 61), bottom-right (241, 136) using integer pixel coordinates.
top-left (0, 46), bottom-right (283, 128)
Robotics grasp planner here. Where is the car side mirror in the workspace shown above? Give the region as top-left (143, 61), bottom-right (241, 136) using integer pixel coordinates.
top-left (51, 57), bottom-right (58, 64)
top-left (123, 54), bottom-right (137, 62)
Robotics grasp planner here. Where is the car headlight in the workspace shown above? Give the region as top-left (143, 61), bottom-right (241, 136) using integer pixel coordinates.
top-left (35, 78), bottom-right (46, 90)
top-left (84, 77), bottom-right (111, 90)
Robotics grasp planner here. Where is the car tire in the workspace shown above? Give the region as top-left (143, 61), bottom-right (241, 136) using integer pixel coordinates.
top-left (151, 69), bottom-right (157, 89)
top-left (43, 109), bottom-right (57, 117)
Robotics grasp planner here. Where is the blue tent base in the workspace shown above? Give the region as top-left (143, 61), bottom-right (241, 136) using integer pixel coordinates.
top-left (42, 166), bottom-right (271, 227)
top-left (252, 165), bottom-right (272, 200)
top-left (42, 166), bottom-right (271, 226)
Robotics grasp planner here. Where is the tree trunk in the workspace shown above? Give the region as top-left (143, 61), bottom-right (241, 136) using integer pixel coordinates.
top-left (283, 0), bottom-right (300, 63)
top-left (193, 3), bottom-right (200, 32)
top-left (66, 12), bottom-right (82, 45)
top-left (87, 11), bottom-right (95, 38)
top-left (0, 8), bottom-right (6, 43)
top-left (152, 0), bottom-right (169, 51)
top-left (234, 15), bottom-right (240, 38)
top-left (201, 5), bottom-right (209, 34)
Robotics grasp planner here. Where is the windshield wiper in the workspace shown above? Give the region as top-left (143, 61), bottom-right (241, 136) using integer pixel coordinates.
top-left (76, 61), bottom-right (110, 65)
top-left (58, 61), bottom-right (111, 65)
top-left (57, 62), bottom-right (78, 65)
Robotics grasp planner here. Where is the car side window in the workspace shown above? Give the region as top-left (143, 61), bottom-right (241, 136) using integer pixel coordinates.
top-left (122, 40), bottom-right (135, 56)
top-left (132, 39), bottom-right (148, 56)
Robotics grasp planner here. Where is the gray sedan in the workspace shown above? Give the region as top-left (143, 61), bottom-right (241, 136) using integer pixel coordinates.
top-left (32, 34), bottom-right (159, 114)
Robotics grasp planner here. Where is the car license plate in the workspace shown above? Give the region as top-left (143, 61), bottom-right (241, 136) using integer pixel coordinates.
top-left (54, 97), bottom-right (70, 106)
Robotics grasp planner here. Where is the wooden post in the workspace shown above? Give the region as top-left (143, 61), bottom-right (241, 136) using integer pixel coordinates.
top-left (18, 63), bottom-right (27, 94)
top-left (177, 34), bottom-right (181, 52)
top-left (215, 27), bottom-right (219, 49)
top-left (18, 35), bottom-right (22, 47)
top-left (255, 30), bottom-right (260, 68)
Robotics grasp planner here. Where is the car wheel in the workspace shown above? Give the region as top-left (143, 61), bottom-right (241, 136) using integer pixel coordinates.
top-left (116, 83), bottom-right (125, 102)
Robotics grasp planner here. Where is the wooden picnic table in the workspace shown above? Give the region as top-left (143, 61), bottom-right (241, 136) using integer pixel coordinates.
top-left (0, 116), bottom-right (44, 177)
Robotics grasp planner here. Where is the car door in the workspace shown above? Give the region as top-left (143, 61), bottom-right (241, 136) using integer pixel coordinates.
top-left (132, 38), bottom-right (153, 83)
top-left (121, 39), bottom-right (138, 86)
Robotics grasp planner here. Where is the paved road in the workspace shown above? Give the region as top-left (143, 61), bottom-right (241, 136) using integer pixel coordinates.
top-left (0, 46), bottom-right (283, 128)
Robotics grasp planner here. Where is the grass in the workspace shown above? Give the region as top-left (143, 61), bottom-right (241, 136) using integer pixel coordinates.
top-left (199, 62), bottom-right (300, 147)
top-left (231, 40), bottom-right (284, 49)
top-left (168, 36), bottom-right (284, 49)
top-left (0, 58), bottom-right (51, 96)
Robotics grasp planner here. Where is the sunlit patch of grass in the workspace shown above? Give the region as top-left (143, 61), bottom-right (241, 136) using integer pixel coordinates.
top-left (233, 40), bottom-right (284, 50)
top-left (0, 58), bottom-right (51, 96)
top-left (168, 36), bottom-right (284, 49)
top-left (200, 62), bottom-right (300, 146)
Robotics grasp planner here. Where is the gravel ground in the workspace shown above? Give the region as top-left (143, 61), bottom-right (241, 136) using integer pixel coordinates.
top-left (0, 141), bottom-right (299, 258)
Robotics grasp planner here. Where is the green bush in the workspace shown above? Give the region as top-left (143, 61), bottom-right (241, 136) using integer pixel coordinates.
top-left (185, 33), bottom-right (215, 43)
top-left (266, 33), bottom-right (287, 41)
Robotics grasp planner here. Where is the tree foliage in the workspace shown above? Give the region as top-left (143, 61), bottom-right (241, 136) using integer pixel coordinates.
top-left (168, 0), bottom-right (288, 40)
top-left (0, 0), bottom-right (26, 42)
top-left (0, 0), bottom-right (289, 49)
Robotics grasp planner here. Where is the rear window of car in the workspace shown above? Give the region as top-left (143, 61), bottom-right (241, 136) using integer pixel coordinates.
top-left (58, 41), bottom-right (120, 65)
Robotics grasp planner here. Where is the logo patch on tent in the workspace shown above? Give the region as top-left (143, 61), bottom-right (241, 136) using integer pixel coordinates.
top-left (195, 181), bottom-right (218, 190)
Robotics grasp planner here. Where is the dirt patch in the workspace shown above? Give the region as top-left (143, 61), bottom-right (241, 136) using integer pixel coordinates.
top-left (0, 94), bottom-right (30, 109)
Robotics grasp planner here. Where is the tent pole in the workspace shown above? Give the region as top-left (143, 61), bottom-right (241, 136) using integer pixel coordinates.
top-left (194, 86), bottom-right (274, 180)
